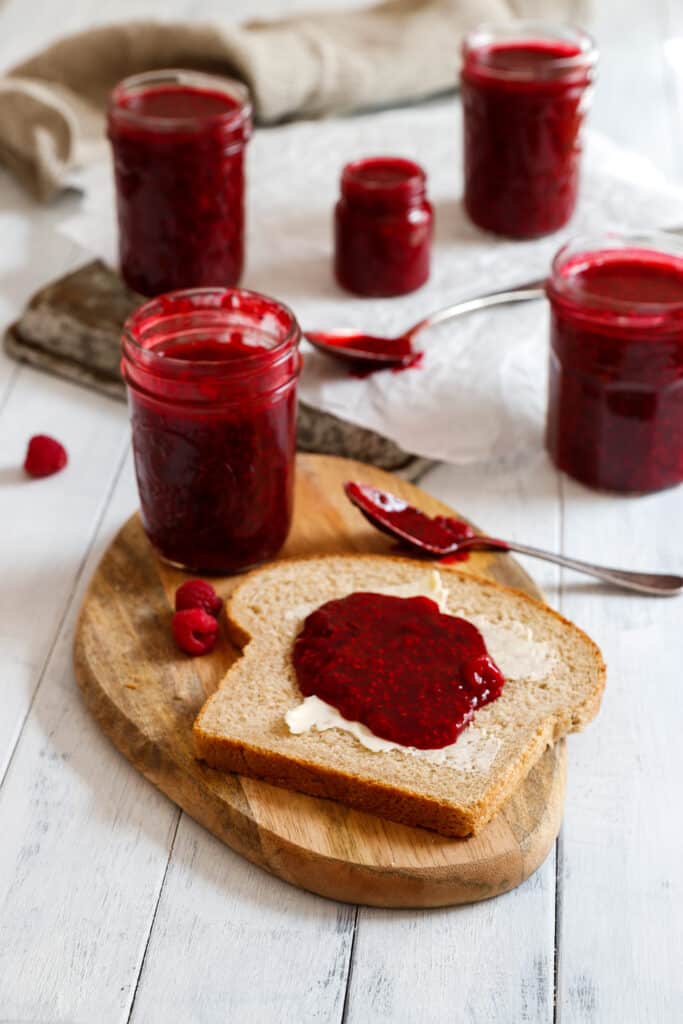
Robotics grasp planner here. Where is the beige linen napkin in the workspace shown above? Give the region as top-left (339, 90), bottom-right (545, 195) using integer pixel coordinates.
top-left (0, 0), bottom-right (587, 200)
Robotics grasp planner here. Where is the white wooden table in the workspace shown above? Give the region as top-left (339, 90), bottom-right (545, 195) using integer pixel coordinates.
top-left (1, 2), bottom-right (682, 1021)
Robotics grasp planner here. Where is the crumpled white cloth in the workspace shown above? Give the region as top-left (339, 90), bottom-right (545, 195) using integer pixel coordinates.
top-left (58, 99), bottom-right (683, 467)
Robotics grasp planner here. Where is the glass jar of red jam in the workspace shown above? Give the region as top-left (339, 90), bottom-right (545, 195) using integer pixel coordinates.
top-left (108, 69), bottom-right (252, 297)
top-left (461, 24), bottom-right (597, 239)
top-left (334, 157), bottom-right (433, 297)
top-left (546, 233), bottom-right (683, 494)
top-left (121, 287), bottom-right (301, 573)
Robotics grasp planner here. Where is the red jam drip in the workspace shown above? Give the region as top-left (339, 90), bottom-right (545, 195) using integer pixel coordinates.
top-left (322, 333), bottom-right (414, 359)
top-left (350, 349), bottom-right (424, 378)
top-left (334, 157), bottom-right (433, 297)
top-left (293, 593), bottom-right (505, 749)
top-left (438, 519), bottom-right (479, 563)
top-left (344, 481), bottom-right (475, 560)
top-left (122, 290), bottom-right (300, 573)
top-left (546, 248), bottom-right (683, 493)
top-left (461, 39), bottom-right (593, 238)
top-left (108, 81), bottom-right (250, 296)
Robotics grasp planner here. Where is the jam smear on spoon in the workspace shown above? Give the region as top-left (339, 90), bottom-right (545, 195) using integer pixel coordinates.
top-left (306, 330), bottom-right (423, 376)
top-left (344, 481), bottom-right (479, 561)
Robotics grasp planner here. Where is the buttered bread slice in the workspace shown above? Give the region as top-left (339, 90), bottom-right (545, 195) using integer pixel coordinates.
top-left (193, 556), bottom-right (605, 837)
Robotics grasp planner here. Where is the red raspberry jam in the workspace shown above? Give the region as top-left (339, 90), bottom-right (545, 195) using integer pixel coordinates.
top-left (108, 70), bottom-right (252, 296)
top-left (294, 592), bottom-right (504, 749)
top-left (546, 234), bottom-right (683, 493)
top-left (121, 287), bottom-right (301, 572)
top-left (344, 481), bottom-right (474, 560)
top-left (334, 157), bottom-right (433, 297)
top-left (461, 24), bottom-right (597, 239)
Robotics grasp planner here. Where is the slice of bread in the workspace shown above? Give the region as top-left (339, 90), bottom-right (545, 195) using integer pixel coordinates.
top-left (193, 556), bottom-right (605, 837)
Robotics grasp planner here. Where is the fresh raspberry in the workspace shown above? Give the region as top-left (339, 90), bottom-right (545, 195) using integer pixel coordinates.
top-left (172, 608), bottom-right (219, 656)
top-left (23, 435), bottom-right (68, 478)
top-left (174, 579), bottom-right (223, 617)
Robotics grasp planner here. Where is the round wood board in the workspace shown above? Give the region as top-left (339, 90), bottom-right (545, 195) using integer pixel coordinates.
top-left (74, 453), bottom-right (565, 908)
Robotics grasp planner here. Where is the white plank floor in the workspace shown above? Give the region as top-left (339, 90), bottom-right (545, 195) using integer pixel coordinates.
top-left (1, 2), bottom-right (682, 1022)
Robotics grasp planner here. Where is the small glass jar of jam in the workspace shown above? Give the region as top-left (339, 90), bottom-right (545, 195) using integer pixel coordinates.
top-left (121, 287), bottom-right (301, 573)
top-left (334, 157), bottom-right (433, 297)
top-left (461, 23), bottom-right (597, 239)
top-left (546, 233), bottom-right (683, 493)
top-left (108, 69), bottom-right (252, 297)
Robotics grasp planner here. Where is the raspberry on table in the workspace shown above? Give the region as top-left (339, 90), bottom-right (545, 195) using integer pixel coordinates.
top-left (175, 579), bottom-right (223, 617)
top-left (23, 435), bottom-right (68, 478)
top-left (172, 608), bottom-right (218, 656)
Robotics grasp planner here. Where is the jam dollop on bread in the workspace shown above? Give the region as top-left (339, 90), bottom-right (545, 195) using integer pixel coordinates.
top-left (293, 592), bottom-right (504, 749)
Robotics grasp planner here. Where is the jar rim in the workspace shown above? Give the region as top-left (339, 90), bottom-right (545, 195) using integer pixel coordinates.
top-left (548, 231), bottom-right (683, 318)
top-left (462, 22), bottom-right (598, 81)
top-left (109, 68), bottom-right (252, 134)
top-left (122, 286), bottom-right (301, 377)
top-left (341, 156), bottom-right (426, 205)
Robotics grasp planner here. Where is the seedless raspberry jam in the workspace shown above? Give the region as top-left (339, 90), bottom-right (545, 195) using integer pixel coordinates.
top-left (108, 70), bottom-right (252, 296)
top-left (546, 234), bottom-right (683, 493)
top-left (334, 157), bottom-right (433, 297)
top-left (122, 288), bottom-right (301, 572)
top-left (461, 24), bottom-right (597, 238)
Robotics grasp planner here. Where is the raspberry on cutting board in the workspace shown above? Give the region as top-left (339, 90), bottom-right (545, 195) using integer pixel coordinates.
top-left (175, 579), bottom-right (223, 617)
top-left (172, 608), bottom-right (219, 656)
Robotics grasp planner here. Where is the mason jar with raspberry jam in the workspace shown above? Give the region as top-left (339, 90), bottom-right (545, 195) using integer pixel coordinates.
top-left (108, 69), bottom-right (252, 296)
top-left (546, 232), bottom-right (683, 493)
top-left (121, 287), bottom-right (301, 573)
top-left (461, 23), bottom-right (597, 238)
top-left (334, 157), bottom-right (433, 297)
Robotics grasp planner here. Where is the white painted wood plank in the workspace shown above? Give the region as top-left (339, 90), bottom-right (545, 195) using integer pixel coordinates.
top-left (555, 477), bottom-right (683, 1024)
top-left (0, 368), bottom-right (128, 782)
top-left (346, 865), bottom-right (555, 1024)
top-left (0, 207), bottom-right (128, 779)
top-left (129, 818), bottom-right (354, 1024)
top-left (0, 453), bottom-right (183, 1023)
top-left (344, 456), bottom-right (562, 1024)
top-left (0, 349), bottom-right (19, 411)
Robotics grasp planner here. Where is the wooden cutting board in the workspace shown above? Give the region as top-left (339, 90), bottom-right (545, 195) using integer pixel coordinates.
top-left (74, 453), bottom-right (565, 908)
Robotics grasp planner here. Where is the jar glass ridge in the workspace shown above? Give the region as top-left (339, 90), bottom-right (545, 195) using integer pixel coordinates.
top-left (122, 287), bottom-right (301, 573)
top-left (334, 156), bottom-right (433, 297)
top-left (545, 231), bottom-right (683, 493)
top-left (461, 22), bottom-right (597, 239)
top-left (108, 69), bottom-right (252, 297)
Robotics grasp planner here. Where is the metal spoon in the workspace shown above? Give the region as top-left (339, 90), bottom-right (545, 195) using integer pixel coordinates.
top-left (345, 482), bottom-right (683, 597)
top-left (306, 277), bottom-right (547, 368)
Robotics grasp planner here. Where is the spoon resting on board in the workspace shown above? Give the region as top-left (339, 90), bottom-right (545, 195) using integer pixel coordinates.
top-left (305, 277), bottom-right (547, 369)
top-left (345, 482), bottom-right (683, 597)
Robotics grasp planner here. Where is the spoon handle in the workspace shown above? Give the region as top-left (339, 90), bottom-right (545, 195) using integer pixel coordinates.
top-left (481, 538), bottom-right (683, 596)
top-left (405, 278), bottom-right (547, 340)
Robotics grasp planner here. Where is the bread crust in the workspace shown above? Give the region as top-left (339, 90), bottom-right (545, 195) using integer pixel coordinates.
top-left (193, 555), bottom-right (606, 837)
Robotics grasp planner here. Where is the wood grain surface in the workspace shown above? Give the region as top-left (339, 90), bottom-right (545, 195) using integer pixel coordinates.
top-left (73, 453), bottom-right (565, 908)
